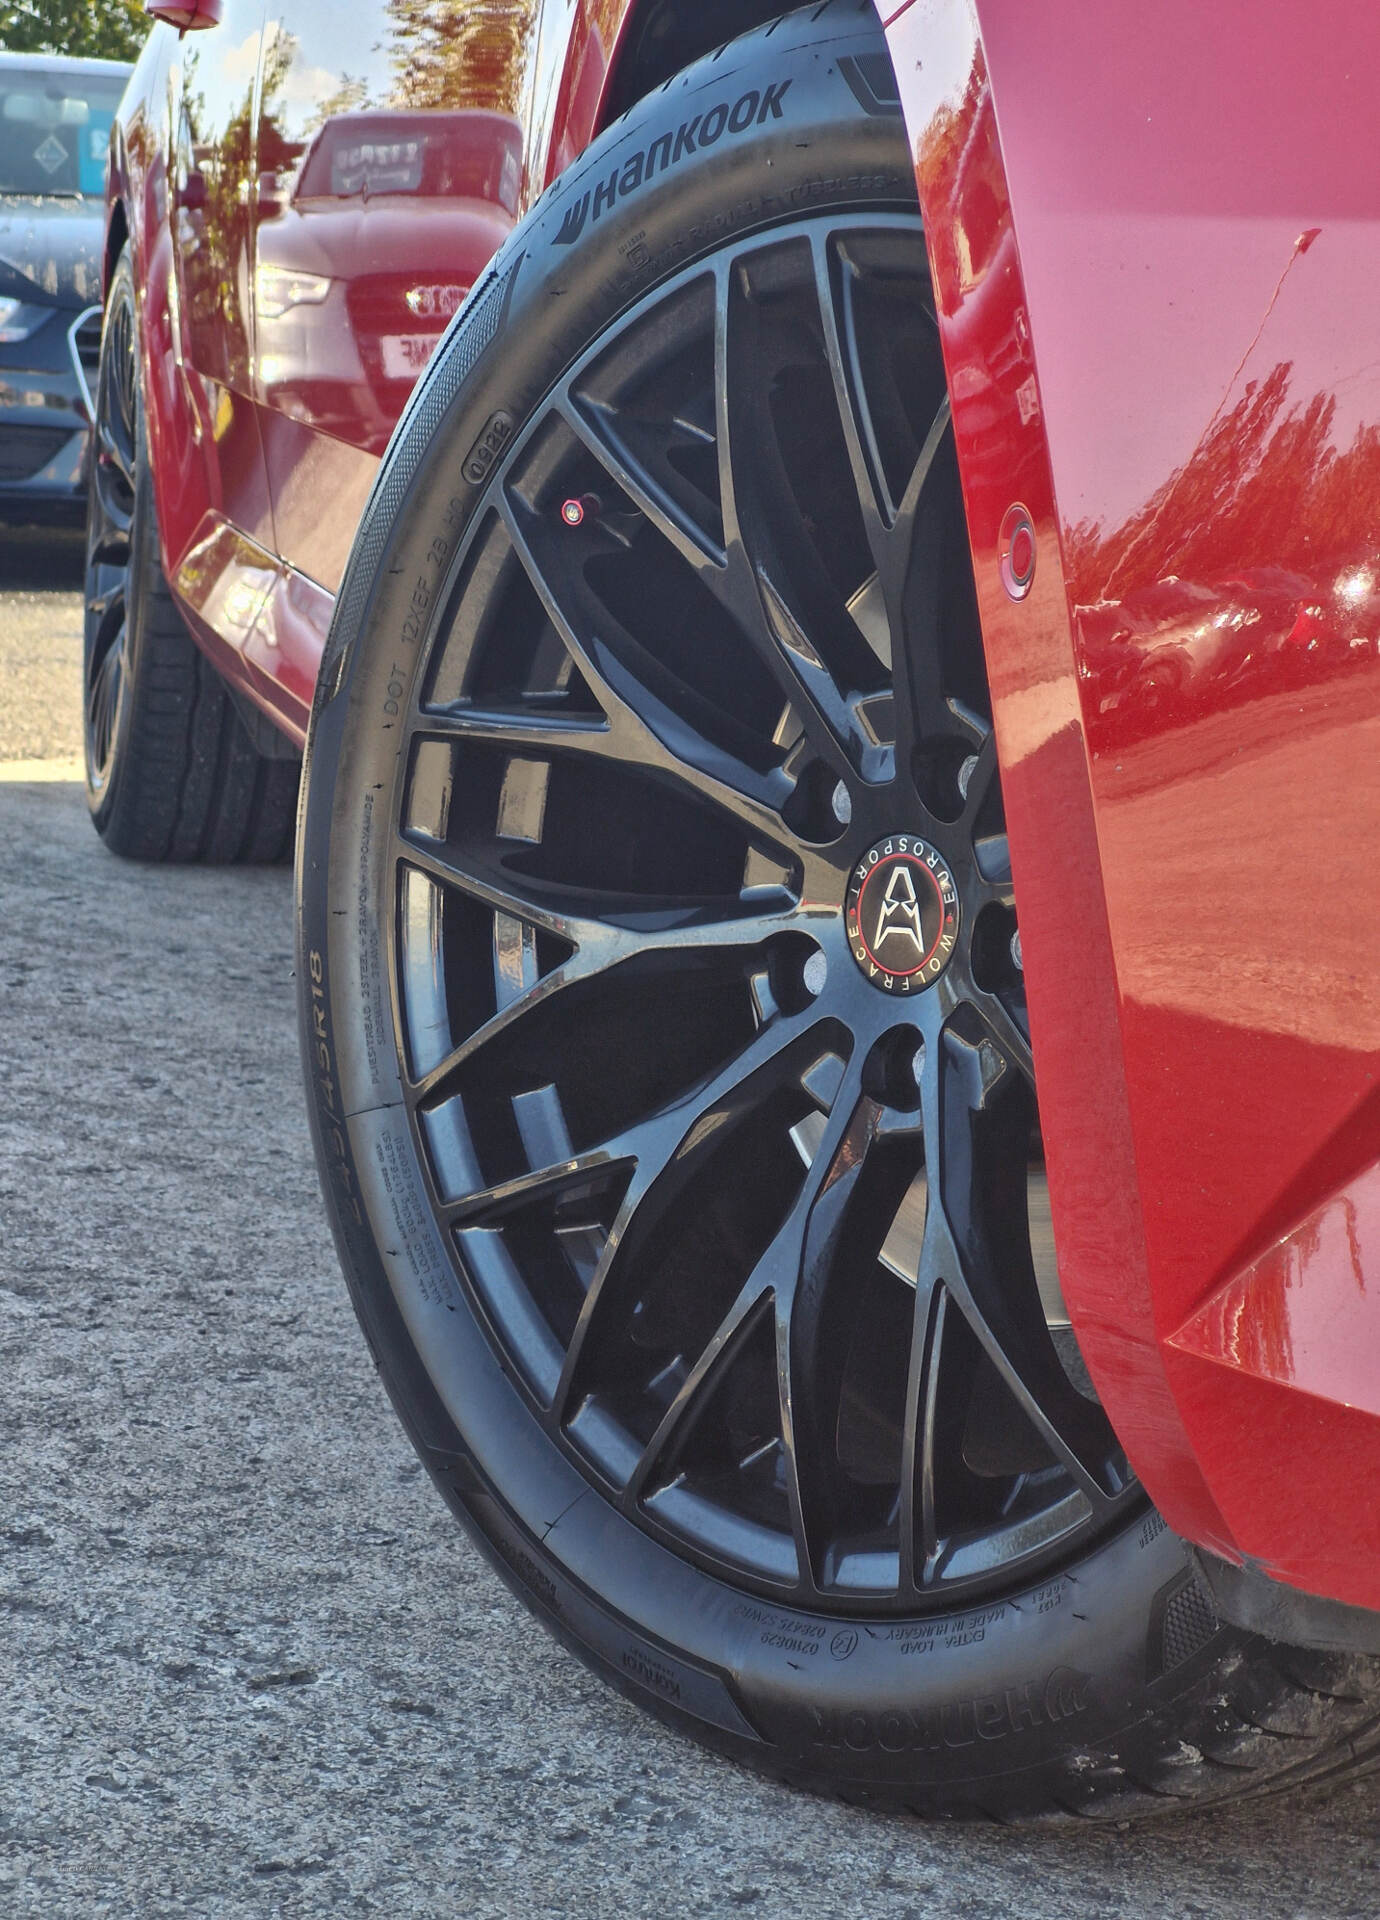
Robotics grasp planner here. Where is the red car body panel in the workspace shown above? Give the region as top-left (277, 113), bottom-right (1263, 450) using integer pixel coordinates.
top-left (884, 0), bottom-right (1380, 1607)
top-left (108, 0), bottom-right (609, 747)
top-left (107, 1), bottom-right (1380, 1611)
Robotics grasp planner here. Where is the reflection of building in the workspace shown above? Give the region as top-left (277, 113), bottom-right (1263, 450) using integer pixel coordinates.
top-left (255, 109), bottom-right (522, 455)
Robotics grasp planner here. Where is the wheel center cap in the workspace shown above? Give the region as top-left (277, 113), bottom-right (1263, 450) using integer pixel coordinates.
top-left (845, 835), bottom-right (960, 993)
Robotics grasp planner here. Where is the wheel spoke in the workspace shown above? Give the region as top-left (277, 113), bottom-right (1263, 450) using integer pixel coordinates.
top-left (95, 301), bottom-right (137, 495)
top-left (806, 228), bottom-right (968, 776)
top-left (883, 409), bottom-right (977, 777)
top-left (441, 1145), bottom-right (628, 1228)
top-left (621, 1056), bottom-right (882, 1584)
top-left (557, 388), bottom-right (727, 576)
top-left (411, 704), bottom-right (614, 758)
top-left (772, 1077), bottom-right (881, 1588)
top-left (86, 305), bottom-right (136, 570)
top-left (624, 1278), bottom-right (773, 1505)
top-left (971, 988), bottom-right (1035, 1090)
top-left (547, 1008), bottom-right (832, 1421)
top-left (400, 829), bottom-right (798, 961)
top-left (85, 575), bottom-right (125, 627)
top-left (809, 232), bottom-right (895, 556)
top-left (95, 410), bottom-right (135, 494)
top-left (84, 293), bottom-right (138, 780)
top-left (84, 615), bottom-right (128, 778)
top-left (498, 493), bottom-right (805, 856)
top-left (556, 380), bottom-right (871, 794)
top-left (899, 1279), bottom-right (948, 1589)
top-left (405, 857), bottom-right (802, 1101)
top-left (917, 1024), bottom-right (1118, 1510)
top-left (714, 255), bottom-right (882, 782)
top-left (399, 830), bottom-right (608, 945)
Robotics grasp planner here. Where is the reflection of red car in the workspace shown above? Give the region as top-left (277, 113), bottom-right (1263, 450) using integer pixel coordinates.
top-left (1077, 567), bottom-right (1379, 746)
top-left (256, 110), bottom-right (521, 452)
top-left (88, 0), bottom-right (1380, 1822)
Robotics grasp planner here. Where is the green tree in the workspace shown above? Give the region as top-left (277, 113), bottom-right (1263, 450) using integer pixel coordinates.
top-left (0, 1), bottom-right (148, 62)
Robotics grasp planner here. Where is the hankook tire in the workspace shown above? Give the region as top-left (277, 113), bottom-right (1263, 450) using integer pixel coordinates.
top-left (297, 2), bottom-right (1380, 1818)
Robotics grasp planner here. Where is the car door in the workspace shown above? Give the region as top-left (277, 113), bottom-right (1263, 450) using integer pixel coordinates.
top-left (251, 0), bottom-right (533, 597)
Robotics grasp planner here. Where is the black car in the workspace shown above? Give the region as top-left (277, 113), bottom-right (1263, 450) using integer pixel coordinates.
top-left (0, 51), bottom-right (131, 526)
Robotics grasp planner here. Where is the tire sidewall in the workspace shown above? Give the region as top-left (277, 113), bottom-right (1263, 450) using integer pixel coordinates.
top-left (297, 7), bottom-right (1213, 1804)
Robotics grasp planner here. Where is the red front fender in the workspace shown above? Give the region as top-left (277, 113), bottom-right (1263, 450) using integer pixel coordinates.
top-left (885, 0), bottom-right (1380, 1608)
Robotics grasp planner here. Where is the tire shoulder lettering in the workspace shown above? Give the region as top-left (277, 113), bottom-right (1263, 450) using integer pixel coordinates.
top-left (553, 82), bottom-right (792, 247)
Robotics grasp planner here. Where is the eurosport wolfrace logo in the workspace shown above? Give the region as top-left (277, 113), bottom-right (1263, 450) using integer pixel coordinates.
top-left (846, 835), bottom-right (959, 993)
top-left (553, 82), bottom-right (793, 246)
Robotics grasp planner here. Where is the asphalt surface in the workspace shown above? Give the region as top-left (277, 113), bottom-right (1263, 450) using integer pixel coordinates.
top-left (3, 532), bottom-right (1380, 1917)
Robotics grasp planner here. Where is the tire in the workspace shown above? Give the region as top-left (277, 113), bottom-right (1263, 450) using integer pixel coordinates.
top-left (296, 2), bottom-right (1380, 1819)
top-left (82, 246), bottom-right (298, 862)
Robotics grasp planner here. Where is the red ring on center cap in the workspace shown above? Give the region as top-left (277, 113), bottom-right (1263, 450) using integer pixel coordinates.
top-left (845, 836), bottom-right (961, 993)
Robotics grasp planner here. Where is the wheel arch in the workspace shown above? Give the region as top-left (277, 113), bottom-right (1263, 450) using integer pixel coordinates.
top-left (596, 0), bottom-right (799, 128)
top-left (539, 1), bottom-right (870, 194)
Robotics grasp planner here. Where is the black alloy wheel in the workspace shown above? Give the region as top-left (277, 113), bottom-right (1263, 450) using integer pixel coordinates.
top-left (391, 218), bottom-right (1134, 1610)
top-left (299, 3), bottom-right (1380, 1819)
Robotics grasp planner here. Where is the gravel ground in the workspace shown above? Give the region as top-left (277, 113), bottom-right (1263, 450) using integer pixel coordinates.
top-left (3, 536), bottom-right (1380, 1916)
top-left (0, 528), bottom-right (86, 767)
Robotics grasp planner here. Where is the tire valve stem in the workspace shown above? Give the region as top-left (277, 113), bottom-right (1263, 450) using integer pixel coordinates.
top-left (561, 493), bottom-right (601, 528)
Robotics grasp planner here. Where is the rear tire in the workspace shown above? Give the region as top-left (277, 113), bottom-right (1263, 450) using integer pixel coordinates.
top-left (296, 1), bottom-right (1380, 1819)
top-left (82, 246), bottom-right (298, 863)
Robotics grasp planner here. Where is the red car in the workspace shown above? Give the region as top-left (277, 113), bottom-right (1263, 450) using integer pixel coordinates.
top-left (92, 0), bottom-right (1380, 1819)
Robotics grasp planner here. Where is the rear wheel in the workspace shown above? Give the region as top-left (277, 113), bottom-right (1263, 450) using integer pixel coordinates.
top-left (83, 246), bottom-right (298, 862)
top-left (297, 2), bottom-right (1380, 1818)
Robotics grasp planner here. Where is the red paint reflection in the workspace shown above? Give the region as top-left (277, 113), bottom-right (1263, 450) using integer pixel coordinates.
top-left (1069, 350), bottom-right (1380, 750)
top-left (1173, 1164), bottom-right (1380, 1416)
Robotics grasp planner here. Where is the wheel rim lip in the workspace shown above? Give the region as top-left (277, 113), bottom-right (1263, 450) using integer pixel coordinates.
top-left (377, 212), bottom-right (1139, 1615)
top-left (84, 604), bottom-right (128, 796)
top-left (83, 286), bottom-right (136, 798)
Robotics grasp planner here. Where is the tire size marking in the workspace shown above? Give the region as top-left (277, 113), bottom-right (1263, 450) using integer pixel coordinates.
top-left (307, 948), bottom-right (363, 1229)
top-left (388, 497), bottom-right (466, 689)
top-left (732, 1600), bottom-right (828, 1658)
top-left (356, 790), bottom-right (383, 1087)
top-left (399, 574), bottom-right (433, 655)
top-left (371, 1121), bottom-right (459, 1313)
